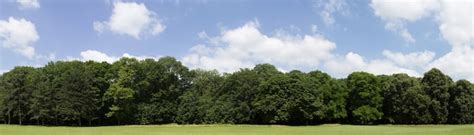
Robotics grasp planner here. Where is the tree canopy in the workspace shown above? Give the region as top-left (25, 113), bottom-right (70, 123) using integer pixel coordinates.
top-left (0, 57), bottom-right (473, 125)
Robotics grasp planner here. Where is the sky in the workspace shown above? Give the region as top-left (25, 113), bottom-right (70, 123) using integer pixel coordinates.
top-left (0, 0), bottom-right (473, 81)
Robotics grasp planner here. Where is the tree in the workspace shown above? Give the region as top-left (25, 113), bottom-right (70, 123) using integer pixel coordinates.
top-left (422, 68), bottom-right (452, 124)
top-left (382, 74), bottom-right (432, 124)
top-left (448, 80), bottom-right (474, 124)
top-left (0, 74), bottom-right (5, 123)
top-left (0, 67), bottom-right (36, 125)
top-left (104, 58), bottom-right (138, 125)
top-left (83, 61), bottom-right (112, 125)
top-left (176, 69), bottom-right (222, 124)
top-left (308, 71), bottom-right (348, 123)
top-left (283, 70), bottom-right (326, 125)
top-left (137, 57), bottom-right (191, 124)
top-left (346, 72), bottom-right (383, 124)
top-left (253, 67), bottom-right (287, 124)
top-left (217, 68), bottom-right (260, 123)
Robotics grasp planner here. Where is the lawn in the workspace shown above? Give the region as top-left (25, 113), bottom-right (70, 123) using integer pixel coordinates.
top-left (1, 124), bottom-right (473, 135)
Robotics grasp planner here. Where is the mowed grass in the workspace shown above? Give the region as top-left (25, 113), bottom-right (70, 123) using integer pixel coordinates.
top-left (1, 124), bottom-right (473, 135)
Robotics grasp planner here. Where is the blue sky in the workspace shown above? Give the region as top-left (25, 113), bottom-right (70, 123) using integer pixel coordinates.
top-left (0, 0), bottom-right (473, 81)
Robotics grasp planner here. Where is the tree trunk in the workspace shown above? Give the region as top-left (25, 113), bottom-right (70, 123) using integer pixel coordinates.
top-left (78, 118), bottom-right (81, 126)
top-left (117, 116), bottom-right (120, 125)
top-left (19, 103), bottom-right (22, 125)
top-left (55, 114), bottom-right (58, 125)
top-left (8, 112), bottom-right (11, 124)
top-left (88, 119), bottom-right (92, 126)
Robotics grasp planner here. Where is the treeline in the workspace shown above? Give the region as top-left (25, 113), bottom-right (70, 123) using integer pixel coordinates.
top-left (0, 57), bottom-right (473, 126)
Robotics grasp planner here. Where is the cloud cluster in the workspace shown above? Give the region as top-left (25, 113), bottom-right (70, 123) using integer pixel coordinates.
top-left (0, 17), bottom-right (39, 59)
top-left (17, 0), bottom-right (40, 10)
top-left (369, 0), bottom-right (474, 81)
top-left (93, 2), bottom-right (165, 39)
top-left (181, 17), bottom-right (473, 82)
top-left (182, 21), bottom-right (336, 72)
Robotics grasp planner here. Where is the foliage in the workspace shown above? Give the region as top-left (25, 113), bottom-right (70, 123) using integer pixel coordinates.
top-left (0, 58), bottom-right (473, 125)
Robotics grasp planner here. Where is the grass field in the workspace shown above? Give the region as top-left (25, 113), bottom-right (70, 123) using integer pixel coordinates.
top-left (1, 124), bottom-right (473, 135)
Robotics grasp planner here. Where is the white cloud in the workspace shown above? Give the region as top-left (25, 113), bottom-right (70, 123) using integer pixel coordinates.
top-left (371, 0), bottom-right (440, 43)
top-left (370, 0), bottom-right (474, 81)
top-left (71, 50), bottom-right (161, 63)
top-left (17, 0), bottom-right (40, 10)
top-left (429, 47), bottom-right (474, 82)
top-left (93, 2), bottom-right (166, 39)
top-left (371, 0), bottom-right (439, 22)
top-left (316, 0), bottom-right (348, 25)
top-left (438, 0), bottom-right (474, 47)
top-left (324, 52), bottom-right (365, 77)
top-left (382, 50), bottom-right (435, 69)
top-left (324, 52), bottom-right (421, 78)
top-left (182, 21), bottom-right (449, 80)
top-left (0, 17), bottom-right (39, 59)
top-left (79, 50), bottom-right (118, 63)
top-left (182, 21), bottom-right (337, 72)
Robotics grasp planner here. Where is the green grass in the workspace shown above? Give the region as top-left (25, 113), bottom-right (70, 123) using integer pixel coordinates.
top-left (1, 124), bottom-right (473, 135)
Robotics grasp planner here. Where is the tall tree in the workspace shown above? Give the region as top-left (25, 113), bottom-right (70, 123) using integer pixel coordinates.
top-left (448, 80), bottom-right (474, 124)
top-left (176, 69), bottom-right (222, 124)
top-left (252, 64), bottom-right (285, 124)
top-left (422, 68), bottom-right (452, 124)
top-left (0, 67), bottom-right (36, 125)
top-left (83, 61), bottom-right (112, 125)
top-left (346, 72), bottom-right (383, 124)
top-left (141, 57), bottom-right (191, 124)
top-left (104, 58), bottom-right (138, 125)
top-left (285, 70), bottom-right (326, 125)
top-left (308, 71), bottom-right (348, 123)
top-left (382, 74), bottom-right (432, 124)
top-left (218, 68), bottom-right (260, 123)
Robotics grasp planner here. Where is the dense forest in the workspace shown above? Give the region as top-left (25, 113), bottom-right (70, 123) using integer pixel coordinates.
top-left (0, 57), bottom-right (473, 126)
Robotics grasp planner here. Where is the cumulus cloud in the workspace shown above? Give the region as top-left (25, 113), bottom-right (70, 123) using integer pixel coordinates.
top-left (17, 0), bottom-right (40, 10)
top-left (324, 52), bottom-right (421, 78)
top-left (70, 50), bottom-right (161, 63)
top-left (93, 2), bottom-right (165, 39)
top-left (0, 17), bottom-right (39, 59)
top-left (182, 20), bottom-right (451, 80)
top-left (382, 50), bottom-right (435, 69)
top-left (371, 0), bottom-right (474, 81)
top-left (429, 47), bottom-right (474, 82)
top-left (438, 0), bottom-right (474, 47)
top-left (182, 21), bottom-right (337, 72)
top-left (371, 0), bottom-right (440, 43)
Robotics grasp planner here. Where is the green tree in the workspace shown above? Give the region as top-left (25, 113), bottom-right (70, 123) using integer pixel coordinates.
top-left (176, 69), bottom-right (223, 124)
top-left (0, 67), bottom-right (36, 125)
top-left (252, 64), bottom-right (286, 124)
top-left (218, 68), bottom-right (260, 123)
top-left (422, 68), bottom-right (452, 124)
top-left (308, 71), bottom-right (348, 123)
top-left (382, 74), bottom-right (432, 124)
top-left (448, 80), bottom-right (474, 124)
top-left (83, 61), bottom-right (112, 125)
top-left (346, 72), bottom-right (383, 124)
top-left (104, 58), bottom-right (138, 125)
top-left (144, 57), bottom-right (191, 124)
